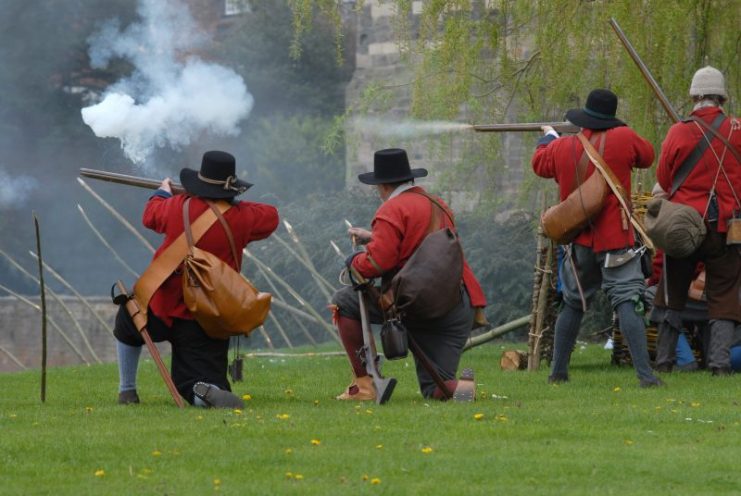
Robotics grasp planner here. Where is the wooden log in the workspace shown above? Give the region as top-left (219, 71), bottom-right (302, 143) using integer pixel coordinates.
top-left (500, 350), bottom-right (528, 371)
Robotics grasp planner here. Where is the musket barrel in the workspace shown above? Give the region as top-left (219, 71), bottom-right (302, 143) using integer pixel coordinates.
top-left (473, 121), bottom-right (580, 133)
top-left (79, 168), bottom-right (185, 194)
top-left (609, 18), bottom-right (680, 123)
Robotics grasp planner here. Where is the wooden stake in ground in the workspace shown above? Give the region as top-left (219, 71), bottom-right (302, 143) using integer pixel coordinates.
top-left (33, 213), bottom-right (47, 403)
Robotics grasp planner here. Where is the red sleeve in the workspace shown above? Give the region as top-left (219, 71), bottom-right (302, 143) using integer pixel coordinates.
top-left (631, 131), bottom-right (655, 169)
top-left (240, 202), bottom-right (279, 241)
top-left (657, 125), bottom-right (683, 193)
top-left (531, 140), bottom-right (558, 179)
top-left (352, 218), bottom-right (403, 278)
top-left (142, 195), bottom-right (172, 233)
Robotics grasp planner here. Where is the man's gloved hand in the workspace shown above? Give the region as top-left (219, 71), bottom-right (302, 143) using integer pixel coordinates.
top-left (344, 252), bottom-right (370, 291)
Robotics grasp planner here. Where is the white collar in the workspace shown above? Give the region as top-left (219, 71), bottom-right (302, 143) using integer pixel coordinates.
top-left (386, 182), bottom-right (416, 201)
top-left (693, 100), bottom-right (722, 112)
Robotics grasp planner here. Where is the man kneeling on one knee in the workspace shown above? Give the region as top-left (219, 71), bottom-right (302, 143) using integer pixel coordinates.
top-left (330, 148), bottom-right (487, 401)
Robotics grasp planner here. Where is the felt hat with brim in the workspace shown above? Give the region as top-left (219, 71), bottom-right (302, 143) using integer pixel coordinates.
top-left (180, 150), bottom-right (252, 199)
top-left (358, 148), bottom-right (428, 185)
top-left (565, 89), bottom-right (626, 130)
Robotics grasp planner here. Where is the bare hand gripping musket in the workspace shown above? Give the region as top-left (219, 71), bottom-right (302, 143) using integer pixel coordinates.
top-left (79, 168), bottom-right (186, 194)
top-left (473, 121), bottom-right (580, 133)
top-left (609, 18), bottom-right (681, 123)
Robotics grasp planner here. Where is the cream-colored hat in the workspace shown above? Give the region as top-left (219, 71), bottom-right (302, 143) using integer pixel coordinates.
top-left (689, 66), bottom-right (727, 99)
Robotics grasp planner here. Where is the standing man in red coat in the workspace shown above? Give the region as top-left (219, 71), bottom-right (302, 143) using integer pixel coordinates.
top-left (114, 151), bottom-right (279, 407)
top-left (532, 89), bottom-right (663, 387)
top-left (653, 66), bottom-right (741, 375)
top-left (331, 148), bottom-right (487, 401)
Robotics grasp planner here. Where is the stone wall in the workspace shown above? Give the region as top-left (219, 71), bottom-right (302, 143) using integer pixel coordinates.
top-left (0, 296), bottom-right (118, 372)
top-left (344, 1), bottom-right (531, 211)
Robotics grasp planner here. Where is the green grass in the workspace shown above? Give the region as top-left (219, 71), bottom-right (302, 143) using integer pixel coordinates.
top-left (1, 344), bottom-right (740, 495)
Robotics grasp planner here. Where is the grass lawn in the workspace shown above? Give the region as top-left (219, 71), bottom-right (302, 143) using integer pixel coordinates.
top-left (1, 342), bottom-right (740, 495)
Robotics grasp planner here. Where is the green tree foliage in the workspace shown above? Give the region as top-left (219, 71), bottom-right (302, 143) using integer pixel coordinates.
top-left (292, 0), bottom-right (740, 196)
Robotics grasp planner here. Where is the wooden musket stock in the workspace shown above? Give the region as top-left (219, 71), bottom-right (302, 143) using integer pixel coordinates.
top-left (79, 168), bottom-right (185, 194)
top-left (609, 18), bottom-right (681, 123)
top-left (473, 122), bottom-right (580, 133)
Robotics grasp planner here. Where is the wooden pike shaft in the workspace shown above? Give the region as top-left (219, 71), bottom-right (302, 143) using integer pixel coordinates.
top-left (464, 315), bottom-right (531, 351)
top-left (609, 18), bottom-right (680, 123)
top-left (79, 168), bottom-right (186, 194)
top-left (473, 122), bottom-right (580, 133)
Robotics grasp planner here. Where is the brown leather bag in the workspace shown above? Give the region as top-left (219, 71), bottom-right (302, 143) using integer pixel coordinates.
top-left (181, 198), bottom-right (271, 340)
top-left (541, 133), bottom-right (609, 244)
top-left (384, 191), bottom-right (463, 320)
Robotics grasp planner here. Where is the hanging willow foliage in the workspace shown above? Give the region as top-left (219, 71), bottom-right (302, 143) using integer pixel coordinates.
top-left (291, 0), bottom-right (739, 199)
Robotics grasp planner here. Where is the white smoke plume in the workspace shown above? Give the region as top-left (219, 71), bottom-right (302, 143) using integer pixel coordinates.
top-left (81, 0), bottom-right (253, 164)
top-left (0, 167), bottom-right (38, 208)
top-left (351, 117), bottom-right (472, 138)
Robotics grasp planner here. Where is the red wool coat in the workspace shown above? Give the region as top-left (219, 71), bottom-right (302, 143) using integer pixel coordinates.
top-left (657, 106), bottom-right (741, 233)
top-left (144, 193), bottom-right (279, 326)
top-left (532, 126), bottom-right (655, 252)
top-left (351, 186), bottom-right (487, 308)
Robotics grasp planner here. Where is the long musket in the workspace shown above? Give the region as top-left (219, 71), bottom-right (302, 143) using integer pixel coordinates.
top-left (609, 18), bottom-right (681, 123)
top-left (473, 121), bottom-right (580, 133)
top-left (79, 168), bottom-right (186, 194)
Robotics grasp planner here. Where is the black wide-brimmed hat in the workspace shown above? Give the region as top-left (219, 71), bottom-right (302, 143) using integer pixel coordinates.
top-left (565, 89), bottom-right (626, 130)
top-left (180, 151), bottom-right (252, 199)
top-left (358, 148), bottom-right (428, 185)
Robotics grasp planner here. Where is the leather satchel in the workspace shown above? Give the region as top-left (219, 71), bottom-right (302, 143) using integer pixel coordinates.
top-left (181, 198), bottom-right (271, 340)
top-left (385, 191), bottom-right (463, 320)
top-left (541, 133), bottom-right (609, 245)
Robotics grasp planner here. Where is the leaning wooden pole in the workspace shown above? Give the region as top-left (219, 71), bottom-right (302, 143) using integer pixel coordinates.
top-left (609, 18), bottom-right (680, 123)
top-left (463, 315), bottom-right (531, 351)
top-left (33, 213), bottom-right (48, 402)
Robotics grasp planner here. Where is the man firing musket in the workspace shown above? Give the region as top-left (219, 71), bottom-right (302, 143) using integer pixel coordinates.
top-left (103, 151), bottom-right (279, 407)
top-left (329, 148), bottom-right (485, 402)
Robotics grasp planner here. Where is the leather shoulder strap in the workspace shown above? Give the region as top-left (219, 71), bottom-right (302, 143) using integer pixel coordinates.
top-left (572, 132), bottom-right (606, 192)
top-left (206, 200), bottom-right (239, 266)
top-left (671, 113), bottom-right (727, 196)
top-left (690, 115), bottom-right (741, 164)
top-left (404, 189), bottom-right (456, 229)
top-left (133, 198), bottom-right (231, 313)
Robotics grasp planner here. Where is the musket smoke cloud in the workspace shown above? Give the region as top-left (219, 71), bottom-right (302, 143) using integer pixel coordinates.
top-left (0, 167), bottom-right (38, 208)
top-left (81, 0), bottom-right (253, 164)
top-left (351, 117), bottom-right (472, 138)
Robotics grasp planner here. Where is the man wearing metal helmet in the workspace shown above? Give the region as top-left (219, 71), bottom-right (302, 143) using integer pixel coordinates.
top-left (653, 66), bottom-right (741, 376)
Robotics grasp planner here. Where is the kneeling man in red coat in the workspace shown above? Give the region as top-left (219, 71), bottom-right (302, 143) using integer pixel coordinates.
top-left (331, 148), bottom-right (487, 401)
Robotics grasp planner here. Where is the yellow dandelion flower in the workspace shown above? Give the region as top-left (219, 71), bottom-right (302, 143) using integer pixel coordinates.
top-left (242, 394), bottom-right (252, 401)
top-left (313, 400), bottom-right (320, 406)
top-left (85, 406), bottom-right (94, 413)
top-left (196, 415), bottom-right (204, 421)
top-left (285, 472), bottom-right (294, 479)
top-left (376, 444), bottom-right (383, 449)
top-left (613, 386), bottom-right (622, 392)
top-left (473, 413), bottom-right (485, 421)
top-left (284, 388), bottom-right (294, 396)
top-left (311, 439), bottom-right (321, 446)
top-left (624, 439), bottom-right (634, 446)
top-left (362, 474), bottom-right (369, 481)
top-left (495, 414), bottom-right (508, 422)
top-left (371, 478), bottom-right (381, 485)
top-left (294, 474), bottom-right (304, 480)
top-left (213, 479), bottom-right (221, 485)
top-left (691, 402), bottom-right (701, 408)
top-left (94, 469), bottom-right (105, 478)
top-left (233, 409), bottom-right (243, 416)
top-left (366, 409), bottom-right (373, 414)
top-left (285, 448), bottom-right (293, 454)
top-left (276, 413), bottom-right (290, 420)
top-left (152, 450), bottom-right (161, 457)
top-left (421, 447), bottom-right (433, 454)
